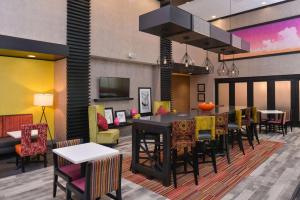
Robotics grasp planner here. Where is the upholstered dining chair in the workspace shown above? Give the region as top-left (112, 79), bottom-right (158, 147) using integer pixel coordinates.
top-left (171, 119), bottom-right (198, 188)
top-left (194, 116), bottom-right (217, 173)
top-left (66, 154), bottom-right (123, 200)
top-left (53, 139), bottom-right (83, 197)
top-left (215, 112), bottom-right (230, 164)
top-left (250, 107), bottom-right (260, 144)
top-left (228, 110), bottom-right (245, 155)
top-left (241, 108), bottom-right (255, 149)
top-left (268, 112), bottom-right (287, 136)
top-left (15, 123), bottom-right (48, 172)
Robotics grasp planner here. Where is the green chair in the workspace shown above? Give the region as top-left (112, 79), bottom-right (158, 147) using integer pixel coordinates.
top-left (88, 105), bottom-right (120, 144)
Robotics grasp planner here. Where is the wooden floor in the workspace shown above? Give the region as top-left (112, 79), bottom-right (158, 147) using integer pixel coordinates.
top-left (0, 129), bottom-right (300, 200)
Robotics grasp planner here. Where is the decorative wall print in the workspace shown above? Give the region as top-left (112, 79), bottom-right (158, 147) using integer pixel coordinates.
top-left (104, 107), bottom-right (114, 125)
top-left (222, 16), bottom-right (300, 60)
top-left (198, 93), bottom-right (205, 102)
top-left (115, 110), bottom-right (127, 124)
top-left (138, 87), bottom-right (152, 116)
top-left (197, 84), bottom-right (205, 92)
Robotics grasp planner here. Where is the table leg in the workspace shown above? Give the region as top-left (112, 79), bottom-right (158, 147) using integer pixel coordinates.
top-left (162, 127), bottom-right (171, 187)
top-left (131, 124), bottom-right (139, 173)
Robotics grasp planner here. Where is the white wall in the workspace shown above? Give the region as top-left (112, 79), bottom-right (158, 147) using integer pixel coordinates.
top-left (91, 0), bottom-right (160, 64)
top-left (0, 0), bottom-right (66, 44)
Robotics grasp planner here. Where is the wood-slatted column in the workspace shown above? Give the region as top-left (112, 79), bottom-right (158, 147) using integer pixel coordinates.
top-left (66, 0), bottom-right (91, 140)
top-left (160, 37), bottom-right (172, 101)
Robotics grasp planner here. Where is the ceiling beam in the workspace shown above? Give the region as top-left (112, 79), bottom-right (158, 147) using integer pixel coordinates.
top-left (159, 0), bottom-right (193, 6)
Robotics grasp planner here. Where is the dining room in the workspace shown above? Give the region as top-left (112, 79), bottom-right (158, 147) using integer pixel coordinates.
top-left (1, 0), bottom-right (300, 200)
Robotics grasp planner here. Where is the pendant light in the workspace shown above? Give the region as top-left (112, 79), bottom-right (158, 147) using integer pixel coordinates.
top-left (217, 51), bottom-right (229, 76)
top-left (181, 44), bottom-right (194, 67)
top-left (202, 50), bottom-right (214, 73)
top-left (227, 0), bottom-right (239, 77)
top-left (229, 54), bottom-right (239, 77)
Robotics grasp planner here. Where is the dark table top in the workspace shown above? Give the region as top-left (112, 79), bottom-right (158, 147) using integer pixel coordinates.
top-left (133, 106), bottom-right (246, 127)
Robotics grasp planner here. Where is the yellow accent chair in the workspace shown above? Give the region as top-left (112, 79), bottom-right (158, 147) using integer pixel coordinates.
top-left (194, 116), bottom-right (217, 173)
top-left (154, 101), bottom-right (171, 114)
top-left (88, 105), bottom-right (120, 144)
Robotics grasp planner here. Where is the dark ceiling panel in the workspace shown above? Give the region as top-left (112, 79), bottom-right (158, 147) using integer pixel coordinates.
top-left (0, 35), bottom-right (68, 61)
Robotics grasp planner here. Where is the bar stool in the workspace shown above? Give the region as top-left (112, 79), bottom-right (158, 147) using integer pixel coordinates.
top-left (171, 119), bottom-right (198, 188)
top-left (194, 116), bottom-right (217, 173)
top-left (250, 107), bottom-right (260, 144)
top-left (215, 112), bottom-right (230, 164)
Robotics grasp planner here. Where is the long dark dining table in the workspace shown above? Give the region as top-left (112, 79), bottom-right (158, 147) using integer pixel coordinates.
top-left (131, 106), bottom-right (246, 186)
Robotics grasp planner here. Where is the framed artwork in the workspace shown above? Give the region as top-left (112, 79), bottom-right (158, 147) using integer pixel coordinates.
top-left (104, 107), bottom-right (114, 125)
top-left (198, 93), bottom-right (205, 102)
top-left (221, 15), bottom-right (300, 61)
top-left (138, 87), bottom-right (152, 116)
top-left (197, 84), bottom-right (205, 92)
top-left (115, 110), bottom-right (127, 124)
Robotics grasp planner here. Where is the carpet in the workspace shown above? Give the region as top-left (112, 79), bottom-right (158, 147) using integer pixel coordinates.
top-left (122, 140), bottom-right (283, 200)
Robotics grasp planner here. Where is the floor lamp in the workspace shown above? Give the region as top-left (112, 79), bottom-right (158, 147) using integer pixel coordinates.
top-left (34, 93), bottom-right (54, 147)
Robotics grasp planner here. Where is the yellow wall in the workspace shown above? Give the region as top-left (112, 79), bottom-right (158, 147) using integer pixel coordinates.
top-left (0, 56), bottom-right (54, 137)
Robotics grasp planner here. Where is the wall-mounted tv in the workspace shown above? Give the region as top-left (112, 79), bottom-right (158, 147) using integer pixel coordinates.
top-left (99, 77), bottom-right (130, 98)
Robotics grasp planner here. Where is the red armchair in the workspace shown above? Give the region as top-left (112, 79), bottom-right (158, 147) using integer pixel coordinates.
top-left (15, 123), bottom-right (48, 172)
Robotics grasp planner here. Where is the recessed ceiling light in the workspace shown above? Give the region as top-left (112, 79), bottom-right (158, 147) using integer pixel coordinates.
top-left (261, 1), bottom-right (267, 5)
top-left (27, 55), bottom-right (36, 58)
top-left (212, 15), bottom-right (216, 19)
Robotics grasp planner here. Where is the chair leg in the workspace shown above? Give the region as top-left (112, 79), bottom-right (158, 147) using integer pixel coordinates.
top-left (282, 125), bottom-right (285, 136)
top-left (53, 174), bottom-right (58, 198)
top-left (192, 147), bottom-right (198, 186)
top-left (116, 188), bottom-right (122, 200)
top-left (15, 154), bottom-right (19, 168)
top-left (210, 141), bottom-right (217, 173)
top-left (21, 157), bottom-right (25, 172)
top-left (183, 148), bottom-right (188, 174)
top-left (253, 124), bottom-right (260, 144)
top-left (43, 153), bottom-right (47, 168)
top-left (66, 185), bottom-right (72, 200)
top-left (246, 127), bottom-right (254, 150)
top-left (237, 130), bottom-right (245, 155)
top-left (172, 149), bottom-right (177, 188)
top-left (225, 134), bottom-right (231, 164)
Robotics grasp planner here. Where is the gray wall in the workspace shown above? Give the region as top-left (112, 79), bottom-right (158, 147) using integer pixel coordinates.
top-left (0, 0), bottom-right (66, 44)
top-left (90, 58), bottom-right (160, 111)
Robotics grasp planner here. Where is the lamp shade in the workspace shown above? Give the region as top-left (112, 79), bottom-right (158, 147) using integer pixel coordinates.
top-left (34, 93), bottom-right (53, 106)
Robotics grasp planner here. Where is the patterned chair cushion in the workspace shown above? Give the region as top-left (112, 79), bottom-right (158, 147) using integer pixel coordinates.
top-left (172, 120), bottom-right (195, 154)
top-left (16, 124), bottom-right (47, 157)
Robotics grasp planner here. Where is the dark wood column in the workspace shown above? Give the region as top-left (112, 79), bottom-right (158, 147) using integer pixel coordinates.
top-left (66, 0), bottom-right (91, 140)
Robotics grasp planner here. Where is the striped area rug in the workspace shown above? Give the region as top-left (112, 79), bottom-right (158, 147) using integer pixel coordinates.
top-left (122, 140), bottom-right (283, 200)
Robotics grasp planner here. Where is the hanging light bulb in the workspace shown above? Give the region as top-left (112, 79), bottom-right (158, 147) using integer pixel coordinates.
top-left (217, 51), bottom-right (229, 76)
top-left (181, 44), bottom-right (194, 68)
top-left (163, 57), bottom-right (167, 65)
top-left (229, 54), bottom-right (239, 77)
top-left (202, 50), bottom-right (214, 73)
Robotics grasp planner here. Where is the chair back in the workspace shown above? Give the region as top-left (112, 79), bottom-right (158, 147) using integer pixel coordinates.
top-left (20, 123), bottom-right (48, 156)
top-left (154, 101), bottom-right (171, 114)
top-left (88, 105), bottom-right (105, 142)
top-left (215, 113), bottom-right (228, 137)
top-left (235, 109), bottom-right (242, 128)
top-left (243, 108), bottom-right (251, 126)
top-left (252, 107), bottom-right (258, 123)
top-left (86, 154), bottom-right (122, 200)
top-left (172, 119), bottom-right (196, 150)
top-left (54, 139), bottom-right (82, 168)
top-left (194, 116), bottom-right (216, 140)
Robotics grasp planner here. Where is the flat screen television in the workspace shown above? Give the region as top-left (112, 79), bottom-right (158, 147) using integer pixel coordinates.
top-left (99, 77), bottom-right (130, 98)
